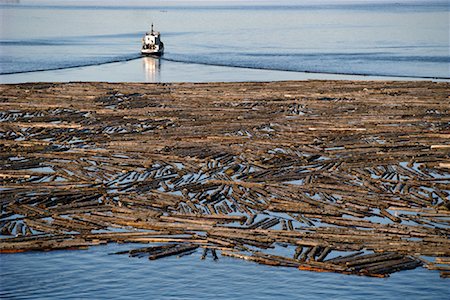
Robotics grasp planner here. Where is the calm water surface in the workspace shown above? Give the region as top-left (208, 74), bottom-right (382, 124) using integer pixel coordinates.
top-left (1, 1), bottom-right (449, 298)
top-left (1, 243), bottom-right (448, 299)
top-left (1, 0), bottom-right (449, 80)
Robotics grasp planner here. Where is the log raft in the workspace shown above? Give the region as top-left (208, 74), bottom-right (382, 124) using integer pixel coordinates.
top-left (0, 81), bottom-right (449, 278)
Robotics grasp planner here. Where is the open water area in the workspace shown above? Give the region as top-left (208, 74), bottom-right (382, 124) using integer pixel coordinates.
top-left (0, 243), bottom-right (448, 299)
top-left (0, 0), bottom-right (449, 83)
top-left (1, 1), bottom-right (449, 299)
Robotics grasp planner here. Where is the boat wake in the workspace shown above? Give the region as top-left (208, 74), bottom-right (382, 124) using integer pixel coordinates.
top-left (0, 31), bottom-right (193, 75)
top-left (161, 56), bottom-right (450, 80)
top-left (1, 31), bottom-right (448, 79)
top-left (0, 32), bottom-right (145, 75)
top-left (0, 54), bottom-right (142, 75)
top-left (2, 53), bottom-right (448, 80)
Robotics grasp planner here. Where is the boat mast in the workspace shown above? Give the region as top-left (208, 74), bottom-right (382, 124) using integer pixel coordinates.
top-left (151, 23), bottom-right (154, 34)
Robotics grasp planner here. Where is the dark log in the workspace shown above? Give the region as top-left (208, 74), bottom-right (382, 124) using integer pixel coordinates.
top-left (148, 244), bottom-right (199, 260)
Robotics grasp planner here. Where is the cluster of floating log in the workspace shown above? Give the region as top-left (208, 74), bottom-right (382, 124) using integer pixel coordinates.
top-left (1, 81), bottom-right (449, 278)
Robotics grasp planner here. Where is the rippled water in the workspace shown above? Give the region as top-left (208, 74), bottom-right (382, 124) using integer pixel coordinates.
top-left (1, 243), bottom-right (448, 299)
top-left (1, 1), bottom-right (450, 298)
top-left (1, 0), bottom-right (449, 79)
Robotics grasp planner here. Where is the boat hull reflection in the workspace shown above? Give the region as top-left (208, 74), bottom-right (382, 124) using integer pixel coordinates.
top-left (143, 57), bottom-right (161, 82)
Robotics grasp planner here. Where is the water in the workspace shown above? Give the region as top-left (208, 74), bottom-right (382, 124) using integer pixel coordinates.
top-left (1, 1), bottom-right (450, 298)
top-left (0, 0), bottom-right (449, 82)
top-left (1, 243), bottom-right (448, 299)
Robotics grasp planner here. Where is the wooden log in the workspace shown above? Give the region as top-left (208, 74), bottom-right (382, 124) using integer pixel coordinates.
top-left (0, 238), bottom-right (106, 253)
top-left (1, 80), bottom-right (449, 278)
top-left (247, 217), bottom-right (270, 229)
top-left (316, 247), bottom-right (332, 262)
top-left (112, 244), bottom-right (177, 256)
top-left (380, 209), bottom-right (401, 223)
top-left (440, 271), bottom-right (450, 278)
top-left (361, 257), bottom-right (421, 274)
top-left (435, 257), bottom-right (450, 264)
top-left (293, 246), bottom-right (303, 260)
top-left (308, 246), bottom-right (321, 261)
top-left (299, 247), bottom-right (312, 262)
top-left (221, 250), bottom-right (282, 266)
top-left (260, 218), bottom-right (280, 230)
top-left (200, 248), bottom-right (208, 259)
top-left (148, 244), bottom-right (199, 260)
top-left (325, 251), bottom-right (365, 263)
top-left (211, 249), bottom-right (219, 260)
top-left (345, 252), bottom-right (404, 267)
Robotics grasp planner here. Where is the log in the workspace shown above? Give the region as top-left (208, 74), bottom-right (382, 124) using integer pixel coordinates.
top-left (148, 244), bottom-right (199, 260)
top-left (1, 80), bottom-right (449, 278)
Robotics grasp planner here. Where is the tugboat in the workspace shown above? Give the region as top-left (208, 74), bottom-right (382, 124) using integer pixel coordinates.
top-left (141, 23), bottom-right (164, 56)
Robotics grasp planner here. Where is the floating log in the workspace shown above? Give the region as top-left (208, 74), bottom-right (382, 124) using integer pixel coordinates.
top-left (0, 80), bottom-right (449, 278)
top-left (148, 244), bottom-right (199, 260)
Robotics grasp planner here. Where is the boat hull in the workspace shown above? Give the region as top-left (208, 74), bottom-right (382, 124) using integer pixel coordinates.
top-left (141, 47), bottom-right (164, 56)
top-left (141, 50), bottom-right (163, 56)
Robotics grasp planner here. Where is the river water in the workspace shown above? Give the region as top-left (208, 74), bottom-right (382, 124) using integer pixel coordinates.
top-left (1, 243), bottom-right (448, 299)
top-left (1, 1), bottom-right (449, 298)
top-left (0, 0), bottom-right (449, 82)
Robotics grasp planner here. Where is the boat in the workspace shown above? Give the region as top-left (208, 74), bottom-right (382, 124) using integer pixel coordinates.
top-left (141, 24), bottom-right (164, 56)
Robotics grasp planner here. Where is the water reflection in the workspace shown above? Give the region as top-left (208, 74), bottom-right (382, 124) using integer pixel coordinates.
top-left (142, 57), bottom-right (160, 82)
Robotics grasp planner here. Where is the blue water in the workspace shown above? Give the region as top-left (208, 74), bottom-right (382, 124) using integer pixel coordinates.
top-left (1, 0), bottom-right (449, 79)
top-left (1, 1), bottom-right (450, 298)
top-left (1, 243), bottom-right (448, 299)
